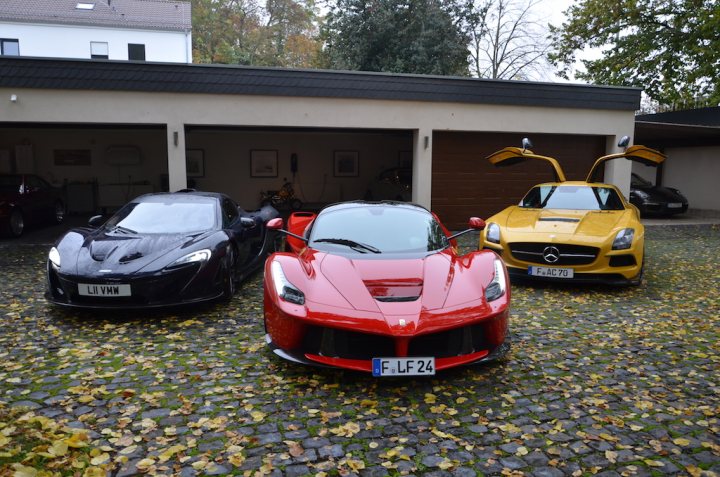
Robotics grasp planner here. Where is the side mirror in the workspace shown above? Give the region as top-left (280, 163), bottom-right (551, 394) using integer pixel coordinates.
top-left (468, 217), bottom-right (486, 230)
top-left (618, 135), bottom-right (630, 148)
top-left (240, 217), bottom-right (256, 228)
top-left (266, 217), bottom-right (284, 230)
top-left (521, 137), bottom-right (533, 151)
top-left (88, 215), bottom-right (105, 228)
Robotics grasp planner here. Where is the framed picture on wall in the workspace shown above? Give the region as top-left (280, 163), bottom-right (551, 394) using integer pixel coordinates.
top-left (250, 150), bottom-right (278, 177)
top-left (186, 149), bottom-right (205, 178)
top-left (333, 150), bottom-right (359, 177)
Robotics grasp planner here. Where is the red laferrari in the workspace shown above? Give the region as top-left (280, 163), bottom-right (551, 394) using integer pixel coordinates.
top-left (263, 201), bottom-right (510, 376)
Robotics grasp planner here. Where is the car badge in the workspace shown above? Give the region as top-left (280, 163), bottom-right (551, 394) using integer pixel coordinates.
top-left (399, 319), bottom-right (406, 327)
top-left (542, 246), bottom-right (560, 264)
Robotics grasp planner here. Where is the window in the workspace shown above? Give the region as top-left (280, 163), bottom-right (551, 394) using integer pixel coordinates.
top-left (90, 41), bottom-right (108, 59)
top-left (76, 2), bottom-right (95, 9)
top-left (1, 39), bottom-right (19, 56)
top-left (128, 44), bottom-right (145, 61)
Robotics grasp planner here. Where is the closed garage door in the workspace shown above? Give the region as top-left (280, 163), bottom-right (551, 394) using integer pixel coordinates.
top-left (432, 132), bottom-right (606, 228)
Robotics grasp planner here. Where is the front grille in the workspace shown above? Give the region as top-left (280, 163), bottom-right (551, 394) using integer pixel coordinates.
top-left (303, 322), bottom-right (497, 360)
top-left (509, 242), bottom-right (599, 265)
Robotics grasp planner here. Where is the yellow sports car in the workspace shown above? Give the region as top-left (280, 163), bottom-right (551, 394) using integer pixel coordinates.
top-left (480, 138), bottom-right (666, 285)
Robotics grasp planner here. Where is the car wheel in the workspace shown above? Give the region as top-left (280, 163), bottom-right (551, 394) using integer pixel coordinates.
top-left (8, 208), bottom-right (24, 237)
top-left (222, 246), bottom-right (237, 300)
top-left (54, 201), bottom-right (66, 224)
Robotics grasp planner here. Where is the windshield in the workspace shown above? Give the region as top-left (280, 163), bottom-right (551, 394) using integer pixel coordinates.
top-left (309, 206), bottom-right (448, 255)
top-left (105, 199), bottom-right (218, 234)
top-left (520, 185), bottom-right (624, 211)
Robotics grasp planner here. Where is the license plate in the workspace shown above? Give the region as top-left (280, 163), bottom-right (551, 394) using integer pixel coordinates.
top-left (372, 357), bottom-right (435, 377)
top-left (78, 283), bottom-right (131, 297)
top-left (667, 203), bottom-right (683, 208)
top-left (528, 266), bottom-right (574, 278)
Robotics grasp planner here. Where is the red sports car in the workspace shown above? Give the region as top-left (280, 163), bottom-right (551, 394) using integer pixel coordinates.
top-left (263, 201), bottom-right (510, 376)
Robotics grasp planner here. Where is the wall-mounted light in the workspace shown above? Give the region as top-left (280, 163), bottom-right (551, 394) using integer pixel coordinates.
top-left (173, 131), bottom-right (178, 147)
top-left (10, 94), bottom-right (17, 102)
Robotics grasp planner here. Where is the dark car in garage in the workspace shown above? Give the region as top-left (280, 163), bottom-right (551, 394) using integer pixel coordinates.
top-left (0, 174), bottom-right (66, 237)
top-left (629, 173), bottom-right (689, 216)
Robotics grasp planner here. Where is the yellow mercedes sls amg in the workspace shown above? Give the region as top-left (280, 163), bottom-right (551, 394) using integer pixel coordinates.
top-left (480, 138), bottom-right (666, 285)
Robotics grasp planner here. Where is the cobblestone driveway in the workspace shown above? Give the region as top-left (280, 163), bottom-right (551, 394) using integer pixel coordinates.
top-left (1, 226), bottom-right (718, 476)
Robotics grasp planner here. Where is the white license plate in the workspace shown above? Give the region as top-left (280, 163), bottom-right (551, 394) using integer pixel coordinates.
top-left (528, 266), bottom-right (574, 278)
top-left (78, 283), bottom-right (131, 297)
top-left (668, 203), bottom-right (683, 208)
top-left (372, 357), bottom-right (435, 377)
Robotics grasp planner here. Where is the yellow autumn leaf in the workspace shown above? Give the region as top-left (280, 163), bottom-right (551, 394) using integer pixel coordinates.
top-left (49, 440), bottom-right (69, 457)
top-left (90, 453), bottom-right (110, 466)
top-left (0, 435), bottom-right (10, 447)
top-left (629, 424), bottom-right (643, 431)
top-left (229, 453), bottom-right (246, 467)
top-left (437, 458), bottom-right (454, 470)
top-left (685, 465), bottom-right (703, 477)
top-left (424, 393), bottom-right (437, 404)
top-left (345, 458), bottom-right (365, 471)
top-left (11, 464), bottom-right (37, 477)
top-left (456, 397), bottom-right (468, 404)
top-left (673, 437), bottom-right (691, 447)
top-left (83, 467), bottom-right (106, 477)
top-left (250, 410), bottom-right (266, 422)
top-left (605, 450), bottom-right (618, 463)
top-left (369, 442), bottom-right (379, 449)
top-left (191, 460), bottom-right (207, 470)
top-left (120, 445), bottom-right (138, 455)
top-left (136, 458), bottom-right (156, 469)
top-left (65, 432), bottom-right (89, 448)
top-left (644, 459), bottom-right (665, 467)
top-left (516, 446), bottom-right (528, 456)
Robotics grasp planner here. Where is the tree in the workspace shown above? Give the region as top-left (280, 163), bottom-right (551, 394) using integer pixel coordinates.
top-left (191, 0), bottom-right (321, 67)
top-left (468, 0), bottom-right (553, 80)
top-left (549, 0), bottom-right (720, 105)
top-left (321, 0), bottom-right (474, 76)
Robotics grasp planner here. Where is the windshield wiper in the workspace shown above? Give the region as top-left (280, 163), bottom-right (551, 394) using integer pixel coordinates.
top-left (110, 225), bottom-right (138, 234)
top-left (313, 238), bottom-right (381, 254)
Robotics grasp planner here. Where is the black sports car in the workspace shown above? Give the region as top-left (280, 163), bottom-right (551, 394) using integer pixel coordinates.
top-left (629, 173), bottom-right (688, 216)
top-left (46, 191), bottom-right (279, 308)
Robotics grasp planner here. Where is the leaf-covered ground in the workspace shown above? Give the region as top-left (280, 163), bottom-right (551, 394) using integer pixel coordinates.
top-left (1, 226), bottom-right (718, 476)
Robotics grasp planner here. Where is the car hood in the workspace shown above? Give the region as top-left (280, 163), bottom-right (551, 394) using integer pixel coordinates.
top-left (300, 250), bottom-right (493, 315)
top-left (63, 229), bottom-right (210, 275)
top-left (503, 208), bottom-right (626, 237)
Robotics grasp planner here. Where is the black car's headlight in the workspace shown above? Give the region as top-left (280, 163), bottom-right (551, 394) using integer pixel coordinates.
top-left (485, 258), bottom-right (507, 302)
top-left (49, 247), bottom-right (61, 269)
top-left (632, 190), bottom-right (650, 201)
top-left (271, 261), bottom-right (305, 305)
top-left (171, 249), bottom-right (211, 267)
top-left (486, 223), bottom-right (501, 244)
top-left (612, 228), bottom-right (634, 250)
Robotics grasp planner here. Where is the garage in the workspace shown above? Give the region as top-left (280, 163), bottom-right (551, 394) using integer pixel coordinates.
top-left (1, 57), bottom-right (641, 229)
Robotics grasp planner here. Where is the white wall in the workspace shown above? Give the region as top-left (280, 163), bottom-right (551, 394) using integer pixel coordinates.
top-left (0, 22), bottom-right (191, 62)
top-left (663, 146), bottom-right (720, 211)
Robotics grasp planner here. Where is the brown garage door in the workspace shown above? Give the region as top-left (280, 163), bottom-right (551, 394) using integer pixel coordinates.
top-left (432, 132), bottom-right (606, 228)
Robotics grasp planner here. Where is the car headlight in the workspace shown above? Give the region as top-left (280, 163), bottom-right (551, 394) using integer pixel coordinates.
top-left (486, 223), bottom-right (501, 244)
top-left (485, 258), bottom-right (507, 302)
top-left (632, 190), bottom-right (650, 200)
top-left (171, 249), bottom-right (211, 266)
top-left (49, 247), bottom-right (61, 269)
top-left (271, 261), bottom-right (305, 305)
top-left (612, 228), bottom-right (634, 250)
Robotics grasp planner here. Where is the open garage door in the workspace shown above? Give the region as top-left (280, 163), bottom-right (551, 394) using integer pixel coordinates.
top-left (432, 132), bottom-right (606, 228)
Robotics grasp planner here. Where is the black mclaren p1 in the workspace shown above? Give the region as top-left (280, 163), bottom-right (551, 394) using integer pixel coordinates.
top-left (46, 191), bottom-right (279, 308)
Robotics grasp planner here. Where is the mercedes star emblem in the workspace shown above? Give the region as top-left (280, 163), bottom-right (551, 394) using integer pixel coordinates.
top-left (542, 246), bottom-right (560, 263)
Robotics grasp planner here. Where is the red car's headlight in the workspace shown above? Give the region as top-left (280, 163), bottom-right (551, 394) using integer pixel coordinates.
top-left (485, 258), bottom-right (507, 302)
top-left (271, 261), bottom-right (305, 305)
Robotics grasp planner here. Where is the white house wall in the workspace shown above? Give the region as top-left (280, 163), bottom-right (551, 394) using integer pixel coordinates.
top-left (0, 22), bottom-right (191, 62)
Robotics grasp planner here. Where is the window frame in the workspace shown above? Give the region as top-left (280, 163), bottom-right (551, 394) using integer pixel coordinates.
top-left (0, 38), bottom-right (20, 56)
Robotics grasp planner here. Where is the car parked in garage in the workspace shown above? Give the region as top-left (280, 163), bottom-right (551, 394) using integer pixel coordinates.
top-left (629, 173), bottom-right (688, 216)
top-left (46, 191), bottom-right (279, 308)
top-left (0, 174), bottom-right (65, 237)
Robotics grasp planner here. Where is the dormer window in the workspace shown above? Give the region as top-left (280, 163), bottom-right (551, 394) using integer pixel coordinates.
top-left (76, 2), bottom-right (95, 9)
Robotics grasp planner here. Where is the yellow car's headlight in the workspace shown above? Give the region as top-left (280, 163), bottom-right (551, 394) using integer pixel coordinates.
top-left (612, 228), bottom-right (634, 250)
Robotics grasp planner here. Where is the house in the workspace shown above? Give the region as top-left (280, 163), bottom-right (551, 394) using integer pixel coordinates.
top-left (0, 0), bottom-right (191, 63)
top-left (1, 57), bottom-right (645, 228)
top-left (634, 106), bottom-right (720, 213)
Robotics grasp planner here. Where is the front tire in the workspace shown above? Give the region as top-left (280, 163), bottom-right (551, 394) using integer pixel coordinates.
top-left (7, 208), bottom-right (24, 237)
top-left (222, 246), bottom-right (237, 300)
